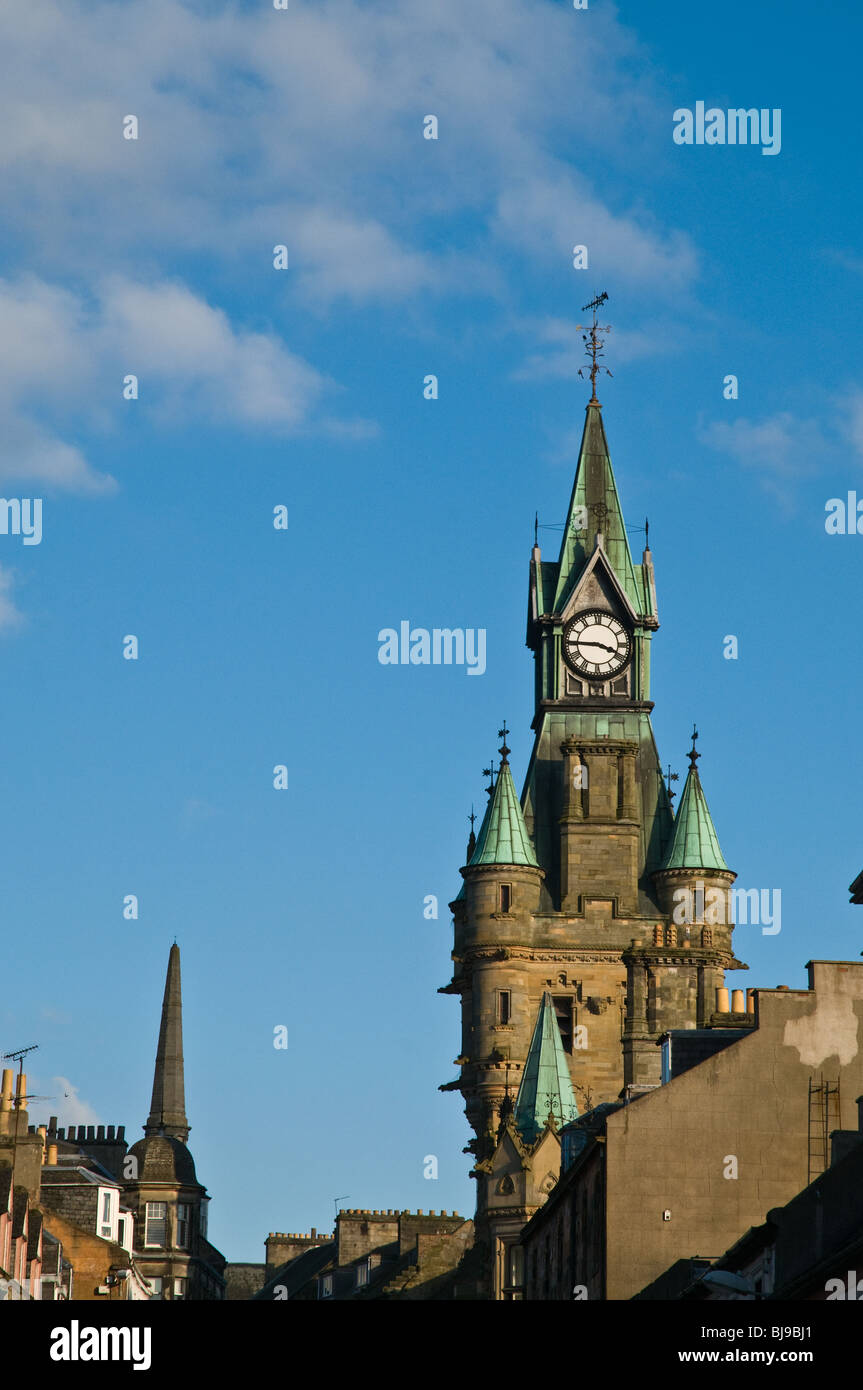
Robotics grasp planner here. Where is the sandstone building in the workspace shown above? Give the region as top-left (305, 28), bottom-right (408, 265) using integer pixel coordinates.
top-left (442, 375), bottom-right (744, 1168)
top-left (519, 959), bottom-right (863, 1300)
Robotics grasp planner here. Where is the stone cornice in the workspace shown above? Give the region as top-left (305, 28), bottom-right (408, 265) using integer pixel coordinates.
top-left (653, 867), bottom-right (736, 885)
top-left (560, 737), bottom-right (639, 757)
top-left (462, 946), bottom-right (631, 964)
top-left (460, 862), bottom-right (546, 883)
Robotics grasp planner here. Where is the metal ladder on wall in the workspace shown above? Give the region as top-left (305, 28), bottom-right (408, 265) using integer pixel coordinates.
top-left (808, 1073), bottom-right (841, 1184)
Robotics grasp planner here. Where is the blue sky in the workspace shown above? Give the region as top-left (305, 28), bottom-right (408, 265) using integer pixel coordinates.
top-left (1, 0), bottom-right (862, 1260)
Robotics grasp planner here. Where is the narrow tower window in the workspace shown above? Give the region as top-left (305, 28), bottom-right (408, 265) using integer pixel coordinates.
top-left (499, 884), bottom-right (513, 913)
top-left (552, 996), bottom-right (574, 1053)
top-left (498, 990), bottom-right (512, 1025)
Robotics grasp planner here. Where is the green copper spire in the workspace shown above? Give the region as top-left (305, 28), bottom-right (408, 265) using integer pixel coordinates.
top-left (661, 728), bottom-right (729, 872)
top-left (514, 993), bottom-right (579, 1144)
top-left (468, 727), bottom-right (538, 868)
top-left (552, 403), bottom-right (645, 615)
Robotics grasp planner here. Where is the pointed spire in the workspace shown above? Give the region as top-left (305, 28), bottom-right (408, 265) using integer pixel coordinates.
top-left (144, 944), bottom-right (190, 1142)
top-left (468, 730), bottom-right (538, 868)
top-left (466, 805), bottom-right (477, 863)
top-left (661, 730), bottom-right (729, 872)
top-left (552, 403), bottom-right (643, 614)
top-left (514, 993), bottom-right (579, 1144)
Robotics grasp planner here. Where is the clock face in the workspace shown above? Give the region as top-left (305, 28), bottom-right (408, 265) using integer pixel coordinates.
top-left (563, 610), bottom-right (631, 679)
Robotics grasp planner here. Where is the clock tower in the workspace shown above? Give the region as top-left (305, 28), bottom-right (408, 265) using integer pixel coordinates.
top-left (442, 302), bottom-right (745, 1160)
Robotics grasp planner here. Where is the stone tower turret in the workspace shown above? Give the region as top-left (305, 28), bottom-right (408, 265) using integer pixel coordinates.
top-left (623, 729), bottom-right (739, 1091)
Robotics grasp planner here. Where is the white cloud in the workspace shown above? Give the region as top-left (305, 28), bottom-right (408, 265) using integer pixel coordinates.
top-left (0, 1), bottom-right (702, 502)
top-left (839, 388), bottom-right (863, 456)
top-left (99, 278), bottom-right (327, 427)
top-left (0, 566), bottom-right (24, 632)
top-left (28, 1076), bottom-right (102, 1130)
top-left (513, 315), bottom-right (685, 381)
top-left (0, 274), bottom-right (332, 491)
top-left (699, 412), bottom-right (832, 509)
top-left (493, 175), bottom-right (697, 288)
top-left (0, 0), bottom-right (696, 304)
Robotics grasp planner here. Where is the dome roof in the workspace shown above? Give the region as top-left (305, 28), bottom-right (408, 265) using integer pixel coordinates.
top-left (127, 1134), bottom-right (199, 1186)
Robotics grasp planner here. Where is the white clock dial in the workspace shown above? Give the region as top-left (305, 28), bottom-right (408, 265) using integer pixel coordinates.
top-left (563, 610), bottom-right (631, 678)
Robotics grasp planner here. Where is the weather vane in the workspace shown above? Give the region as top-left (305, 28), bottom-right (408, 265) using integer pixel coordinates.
top-left (498, 721), bottom-right (511, 765)
top-left (665, 763), bottom-right (679, 808)
top-left (689, 724), bottom-right (700, 770)
top-left (575, 291), bottom-right (612, 405)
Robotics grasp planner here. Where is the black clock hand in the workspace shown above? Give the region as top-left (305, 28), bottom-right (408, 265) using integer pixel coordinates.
top-left (577, 638), bottom-right (618, 655)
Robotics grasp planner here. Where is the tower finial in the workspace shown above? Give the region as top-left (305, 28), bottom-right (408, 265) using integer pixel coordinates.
top-left (665, 763), bottom-right (679, 808)
top-left (688, 724), bottom-right (700, 770)
top-left (482, 760), bottom-right (496, 798)
top-left (498, 721), bottom-right (510, 765)
top-left (466, 804), bottom-right (477, 861)
top-left (575, 291), bottom-right (612, 406)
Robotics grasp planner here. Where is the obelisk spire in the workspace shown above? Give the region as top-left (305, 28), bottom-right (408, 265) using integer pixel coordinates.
top-left (144, 943), bottom-right (190, 1142)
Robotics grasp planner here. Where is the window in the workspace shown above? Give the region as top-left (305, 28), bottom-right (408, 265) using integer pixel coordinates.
top-left (497, 990), bottom-right (511, 1025)
top-left (173, 1277), bottom-right (187, 1300)
top-left (149, 1277), bottom-right (163, 1300)
top-left (499, 884), bottom-right (512, 913)
top-left (552, 996), bottom-right (574, 1053)
top-left (661, 1038), bottom-right (672, 1086)
top-left (319, 1274), bottom-right (333, 1299)
top-left (144, 1202), bottom-right (167, 1248)
top-left (100, 1191), bottom-right (113, 1239)
top-left (177, 1203), bottom-right (191, 1249)
top-left (355, 1261), bottom-right (369, 1288)
top-left (503, 1245), bottom-right (524, 1301)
